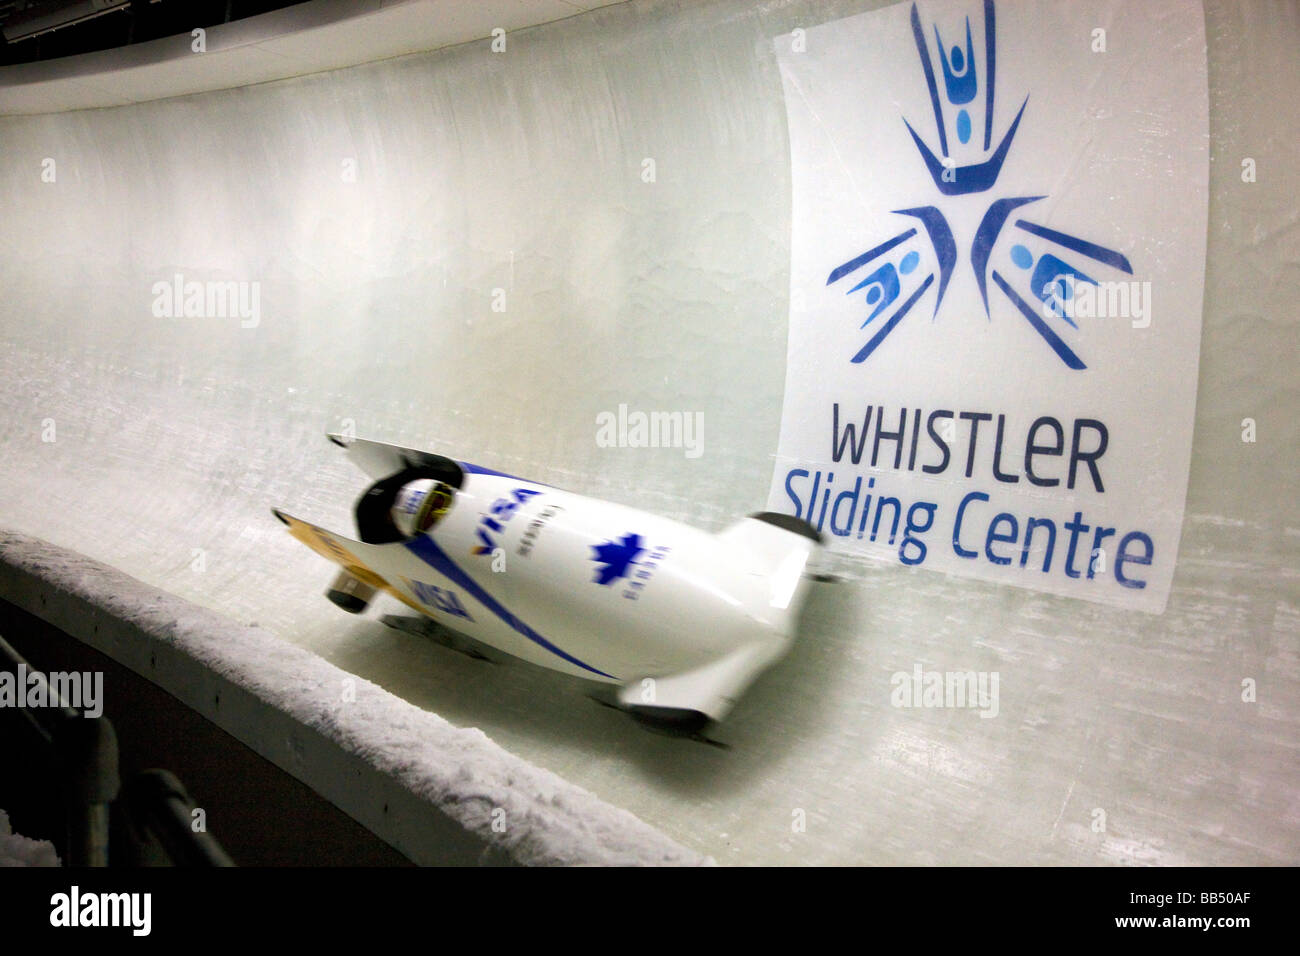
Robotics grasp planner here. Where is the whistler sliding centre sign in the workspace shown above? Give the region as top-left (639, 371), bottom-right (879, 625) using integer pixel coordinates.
top-left (767, 0), bottom-right (1208, 612)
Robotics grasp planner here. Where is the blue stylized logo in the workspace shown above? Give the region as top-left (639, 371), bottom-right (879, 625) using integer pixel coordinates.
top-left (471, 487), bottom-right (541, 555)
top-left (403, 578), bottom-right (474, 621)
top-left (590, 533), bottom-right (645, 585)
top-left (829, 0), bottom-right (1135, 370)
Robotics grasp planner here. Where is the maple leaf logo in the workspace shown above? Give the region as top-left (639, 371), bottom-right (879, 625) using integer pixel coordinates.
top-left (590, 533), bottom-right (644, 586)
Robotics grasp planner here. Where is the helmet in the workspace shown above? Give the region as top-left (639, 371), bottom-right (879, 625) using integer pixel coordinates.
top-left (391, 479), bottom-right (453, 537)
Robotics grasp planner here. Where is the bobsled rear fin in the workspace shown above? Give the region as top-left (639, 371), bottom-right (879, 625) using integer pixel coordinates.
top-left (616, 641), bottom-right (787, 725)
top-left (272, 509), bottom-right (388, 586)
top-left (271, 509), bottom-right (423, 615)
top-left (713, 512), bottom-right (823, 646)
top-left (748, 511), bottom-right (824, 544)
top-left (715, 512), bottom-right (822, 579)
top-left (327, 434), bottom-right (464, 487)
top-left (616, 515), bottom-right (827, 719)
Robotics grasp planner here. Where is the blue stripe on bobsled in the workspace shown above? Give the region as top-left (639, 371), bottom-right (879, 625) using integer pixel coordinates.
top-left (457, 460), bottom-right (526, 480)
top-left (403, 533), bottom-right (616, 679)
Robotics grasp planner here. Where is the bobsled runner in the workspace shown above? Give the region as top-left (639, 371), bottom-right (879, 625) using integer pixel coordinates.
top-left (273, 435), bottom-right (824, 739)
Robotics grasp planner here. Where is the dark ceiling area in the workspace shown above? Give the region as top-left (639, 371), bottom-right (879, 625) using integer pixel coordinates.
top-left (0, 0), bottom-right (312, 67)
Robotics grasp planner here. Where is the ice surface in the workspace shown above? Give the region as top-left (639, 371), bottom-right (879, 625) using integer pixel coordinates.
top-left (0, 0), bottom-right (1296, 865)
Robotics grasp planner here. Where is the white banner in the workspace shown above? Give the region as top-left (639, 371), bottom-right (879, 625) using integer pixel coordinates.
top-left (768, 0), bottom-right (1208, 612)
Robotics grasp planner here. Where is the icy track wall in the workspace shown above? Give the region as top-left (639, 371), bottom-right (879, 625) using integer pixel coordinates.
top-left (0, 0), bottom-right (1296, 865)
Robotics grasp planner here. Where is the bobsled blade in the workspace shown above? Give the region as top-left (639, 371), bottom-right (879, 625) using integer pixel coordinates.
top-left (379, 613), bottom-right (496, 663)
top-left (586, 688), bottom-right (623, 711)
top-left (586, 693), bottom-right (730, 748)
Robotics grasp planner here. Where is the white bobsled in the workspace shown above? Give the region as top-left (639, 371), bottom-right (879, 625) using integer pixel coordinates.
top-left (273, 435), bottom-right (823, 738)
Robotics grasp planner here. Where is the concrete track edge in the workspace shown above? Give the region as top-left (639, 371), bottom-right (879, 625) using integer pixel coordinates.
top-left (0, 527), bottom-right (712, 867)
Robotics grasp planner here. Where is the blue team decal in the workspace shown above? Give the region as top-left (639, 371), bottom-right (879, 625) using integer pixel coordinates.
top-left (404, 534), bottom-right (616, 679)
top-left (591, 534), bottom-right (645, 585)
top-left (827, 0), bottom-right (1136, 370)
top-left (403, 577), bottom-right (474, 621)
top-left (471, 487), bottom-right (541, 556)
top-left (591, 534), bottom-right (671, 600)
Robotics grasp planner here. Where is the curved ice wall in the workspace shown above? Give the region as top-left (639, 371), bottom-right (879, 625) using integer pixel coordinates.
top-left (0, 0), bottom-right (1296, 865)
